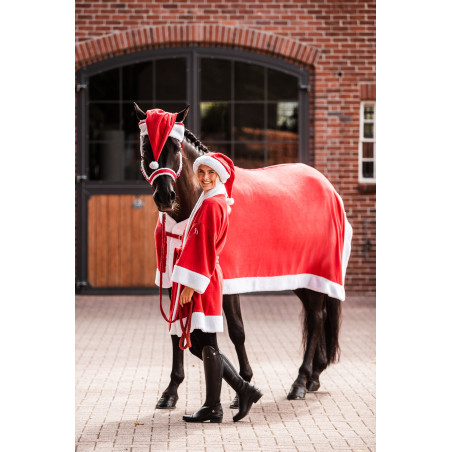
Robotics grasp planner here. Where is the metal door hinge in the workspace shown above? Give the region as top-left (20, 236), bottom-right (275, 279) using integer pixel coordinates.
top-left (298, 83), bottom-right (311, 92)
top-left (76, 174), bottom-right (88, 183)
top-left (76, 280), bottom-right (88, 289)
top-left (76, 83), bottom-right (87, 92)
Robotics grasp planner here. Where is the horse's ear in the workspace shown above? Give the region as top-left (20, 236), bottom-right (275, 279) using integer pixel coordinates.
top-left (134, 102), bottom-right (146, 121)
top-left (176, 105), bottom-right (190, 123)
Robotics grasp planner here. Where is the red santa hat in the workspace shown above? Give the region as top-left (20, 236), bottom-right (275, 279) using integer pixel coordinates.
top-left (193, 153), bottom-right (235, 205)
top-left (138, 109), bottom-right (185, 167)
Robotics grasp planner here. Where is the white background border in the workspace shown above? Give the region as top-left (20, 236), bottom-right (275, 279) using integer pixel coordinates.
top-left (2, 2), bottom-right (451, 450)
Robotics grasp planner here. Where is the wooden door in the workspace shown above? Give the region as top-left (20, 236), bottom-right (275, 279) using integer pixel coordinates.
top-left (87, 194), bottom-right (159, 287)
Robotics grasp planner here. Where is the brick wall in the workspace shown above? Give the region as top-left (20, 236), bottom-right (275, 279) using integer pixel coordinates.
top-left (75, 0), bottom-right (376, 295)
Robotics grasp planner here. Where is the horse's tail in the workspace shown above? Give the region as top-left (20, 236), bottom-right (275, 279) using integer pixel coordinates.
top-left (298, 290), bottom-right (341, 365)
top-left (323, 296), bottom-right (342, 364)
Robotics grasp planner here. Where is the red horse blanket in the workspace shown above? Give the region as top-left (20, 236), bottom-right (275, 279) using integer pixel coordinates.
top-left (156, 163), bottom-right (352, 301)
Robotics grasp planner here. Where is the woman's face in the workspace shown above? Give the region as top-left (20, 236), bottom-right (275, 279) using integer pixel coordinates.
top-left (197, 164), bottom-right (219, 193)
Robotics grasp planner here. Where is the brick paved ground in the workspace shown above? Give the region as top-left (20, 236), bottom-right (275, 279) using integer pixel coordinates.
top-left (75, 294), bottom-right (375, 452)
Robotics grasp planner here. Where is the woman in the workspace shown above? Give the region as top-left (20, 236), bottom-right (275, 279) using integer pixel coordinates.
top-left (170, 152), bottom-right (263, 423)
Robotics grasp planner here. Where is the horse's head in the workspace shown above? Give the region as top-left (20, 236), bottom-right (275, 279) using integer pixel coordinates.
top-left (134, 103), bottom-right (190, 212)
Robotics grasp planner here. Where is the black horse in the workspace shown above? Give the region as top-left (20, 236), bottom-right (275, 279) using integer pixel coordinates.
top-left (135, 103), bottom-right (344, 408)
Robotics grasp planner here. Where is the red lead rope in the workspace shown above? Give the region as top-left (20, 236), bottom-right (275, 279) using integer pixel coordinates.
top-left (158, 214), bottom-right (193, 350)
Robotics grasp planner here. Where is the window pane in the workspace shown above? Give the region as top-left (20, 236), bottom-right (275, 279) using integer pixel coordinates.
top-left (362, 161), bottom-right (375, 179)
top-left (234, 104), bottom-right (265, 141)
top-left (268, 142), bottom-right (298, 166)
top-left (155, 58), bottom-right (186, 100)
top-left (362, 142), bottom-right (374, 159)
top-left (123, 140), bottom-right (142, 180)
top-left (156, 102), bottom-right (190, 116)
top-left (234, 61), bottom-right (265, 100)
top-left (89, 103), bottom-right (120, 139)
top-left (89, 142), bottom-right (102, 180)
top-left (234, 142), bottom-right (265, 169)
top-left (90, 68), bottom-right (120, 100)
top-left (201, 142), bottom-right (232, 158)
top-left (268, 68), bottom-right (298, 101)
top-left (363, 123), bottom-right (374, 139)
top-left (89, 132), bottom-right (125, 181)
top-left (123, 102), bottom-right (143, 140)
top-left (123, 61), bottom-right (153, 101)
top-left (364, 105), bottom-right (374, 120)
top-left (200, 102), bottom-right (231, 141)
top-left (89, 138), bottom-right (142, 181)
top-left (267, 102), bottom-right (298, 140)
top-left (201, 59), bottom-right (231, 101)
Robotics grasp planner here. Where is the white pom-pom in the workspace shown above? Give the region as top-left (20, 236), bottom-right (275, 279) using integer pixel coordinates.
top-left (226, 197), bottom-right (234, 205)
top-left (149, 161), bottom-right (159, 170)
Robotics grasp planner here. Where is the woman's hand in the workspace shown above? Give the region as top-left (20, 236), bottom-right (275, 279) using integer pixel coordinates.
top-left (179, 286), bottom-right (195, 307)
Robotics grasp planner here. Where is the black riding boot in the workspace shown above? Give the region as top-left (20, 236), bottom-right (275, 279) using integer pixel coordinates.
top-left (183, 346), bottom-right (224, 423)
top-left (221, 352), bottom-right (263, 422)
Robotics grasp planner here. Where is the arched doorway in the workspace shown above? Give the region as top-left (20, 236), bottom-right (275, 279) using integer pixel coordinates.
top-left (76, 47), bottom-right (310, 293)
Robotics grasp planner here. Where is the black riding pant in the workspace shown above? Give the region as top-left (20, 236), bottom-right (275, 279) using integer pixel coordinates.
top-left (189, 329), bottom-right (219, 359)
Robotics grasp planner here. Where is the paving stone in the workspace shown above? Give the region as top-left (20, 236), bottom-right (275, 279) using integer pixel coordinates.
top-left (76, 294), bottom-right (375, 452)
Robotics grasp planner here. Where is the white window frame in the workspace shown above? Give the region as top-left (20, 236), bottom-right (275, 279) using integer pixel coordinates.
top-left (358, 101), bottom-right (376, 183)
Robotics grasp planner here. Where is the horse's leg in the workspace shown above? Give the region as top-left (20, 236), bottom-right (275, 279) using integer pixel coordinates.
top-left (223, 294), bottom-right (253, 409)
top-left (287, 289), bottom-right (326, 400)
top-left (155, 289), bottom-right (185, 409)
top-left (306, 332), bottom-right (328, 392)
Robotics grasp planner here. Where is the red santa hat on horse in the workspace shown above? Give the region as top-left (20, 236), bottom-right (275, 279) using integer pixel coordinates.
top-left (138, 109), bottom-right (185, 185)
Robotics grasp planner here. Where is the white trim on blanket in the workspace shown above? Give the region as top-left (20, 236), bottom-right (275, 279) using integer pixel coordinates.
top-left (342, 215), bottom-right (353, 283)
top-left (171, 265), bottom-right (210, 294)
top-left (169, 312), bottom-right (224, 335)
top-left (223, 273), bottom-right (346, 301)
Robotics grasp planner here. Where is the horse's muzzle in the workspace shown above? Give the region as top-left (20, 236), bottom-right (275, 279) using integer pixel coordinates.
top-left (153, 189), bottom-right (176, 212)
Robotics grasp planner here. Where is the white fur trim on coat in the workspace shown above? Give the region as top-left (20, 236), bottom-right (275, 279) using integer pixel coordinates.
top-left (171, 265), bottom-right (211, 294)
top-left (169, 312), bottom-right (224, 335)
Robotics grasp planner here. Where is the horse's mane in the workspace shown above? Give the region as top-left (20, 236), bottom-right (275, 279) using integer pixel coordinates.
top-left (184, 129), bottom-right (209, 155)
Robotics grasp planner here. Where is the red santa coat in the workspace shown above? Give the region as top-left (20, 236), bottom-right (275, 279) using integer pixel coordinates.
top-left (166, 184), bottom-right (230, 335)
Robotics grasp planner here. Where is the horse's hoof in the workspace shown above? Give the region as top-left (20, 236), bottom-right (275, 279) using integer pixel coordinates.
top-left (229, 394), bottom-right (239, 409)
top-left (155, 392), bottom-right (179, 409)
top-left (307, 380), bottom-right (320, 392)
top-left (287, 384), bottom-right (306, 400)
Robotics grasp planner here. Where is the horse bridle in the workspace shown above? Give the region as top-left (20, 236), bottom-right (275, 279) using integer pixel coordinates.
top-left (140, 149), bottom-right (183, 187)
top-left (138, 119), bottom-right (184, 188)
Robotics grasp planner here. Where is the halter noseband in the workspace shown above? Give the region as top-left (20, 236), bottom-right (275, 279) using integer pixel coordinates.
top-left (140, 151), bottom-right (183, 187)
top-left (139, 119), bottom-right (184, 188)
